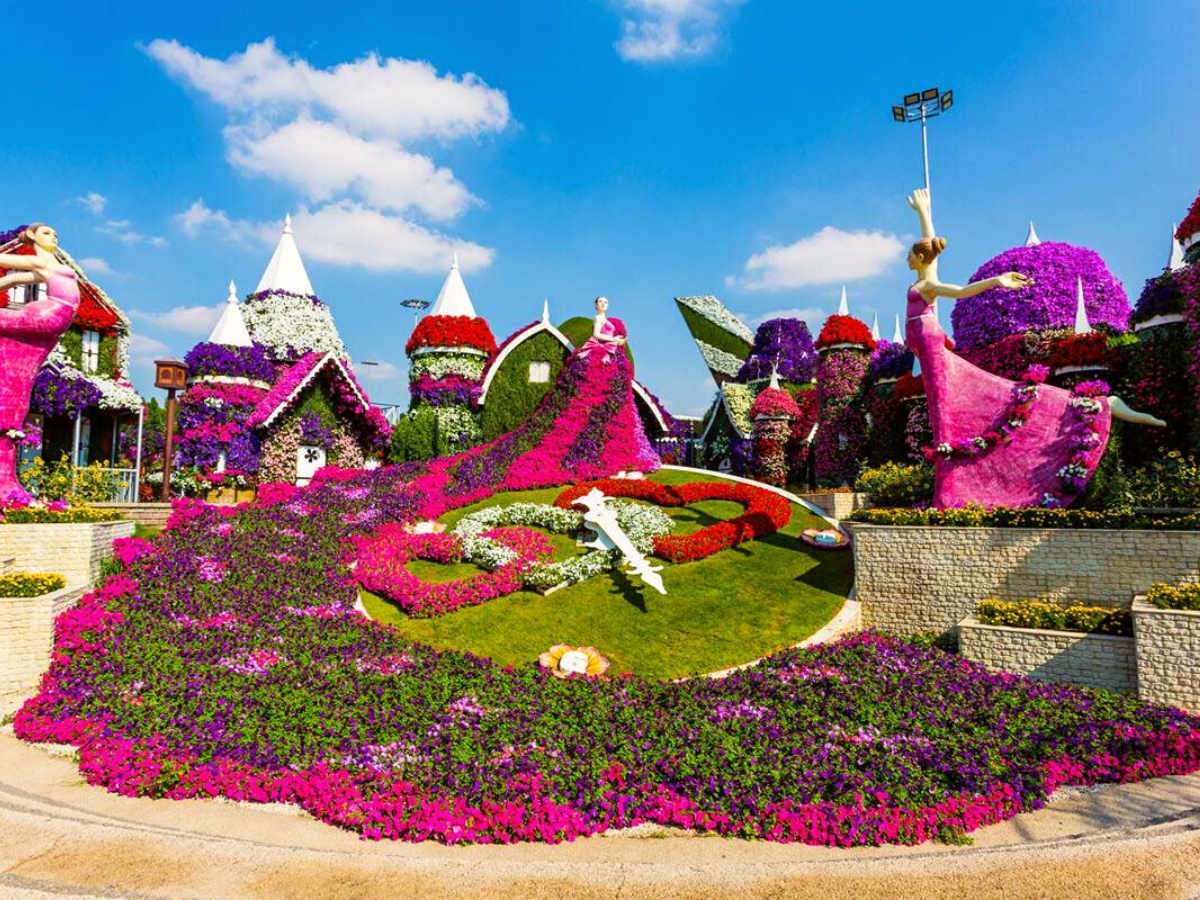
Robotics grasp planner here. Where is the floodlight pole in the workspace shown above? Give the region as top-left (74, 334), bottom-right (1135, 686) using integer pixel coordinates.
top-left (919, 103), bottom-right (931, 195)
top-left (892, 87), bottom-right (953, 201)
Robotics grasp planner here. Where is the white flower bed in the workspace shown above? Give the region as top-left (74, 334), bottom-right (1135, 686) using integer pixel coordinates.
top-left (243, 293), bottom-right (348, 360)
top-left (698, 341), bottom-right (744, 379)
top-left (409, 353), bottom-right (487, 380)
top-left (677, 295), bottom-right (754, 342)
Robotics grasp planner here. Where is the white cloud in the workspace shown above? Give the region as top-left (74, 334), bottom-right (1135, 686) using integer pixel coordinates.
top-left (173, 199), bottom-right (262, 242)
top-left (615, 0), bottom-right (743, 62)
top-left (77, 192), bottom-right (107, 215)
top-left (729, 227), bottom-right (905, 291)
top-left (77, 257), bottom-right (113, 276)
top-left (741, 306), bottom-right (827, 329)
top-left (97, 218), bottom-right (168, 248)
top-left (128, 304), bottom-right (223, 337)
top-left (145, 38), bottom-right (510, 142)
top-left (129, 333), bottom-right (171, 360)
top-left (225, 118), bottom-right (475, 221)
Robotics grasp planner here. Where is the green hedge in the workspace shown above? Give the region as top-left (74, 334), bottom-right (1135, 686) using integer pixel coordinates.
top-left (848, 506), bottom-right (1200, 530)
top-left (977, 598), bottom-right (1132, 636)
top-left (481, 330), bottom-right (570, 441)
top-left (674, 303), bottom-right (751, 360)
top-left (1145, 582), bottom-right (1200, 611)
top-left (0, 573), bottom-right (66, 597)
top-left (389, 406), bottom-right (482, 463)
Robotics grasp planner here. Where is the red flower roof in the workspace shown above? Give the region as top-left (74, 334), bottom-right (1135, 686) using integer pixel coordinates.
top-left (749, 386), bottom-right (802, 419)
top-left (406, 315), bottom-right (497, 356)
top-left (1176, 190), bottom-right (1200, 243)
top-left (815, 315), bottom-right (877, 351)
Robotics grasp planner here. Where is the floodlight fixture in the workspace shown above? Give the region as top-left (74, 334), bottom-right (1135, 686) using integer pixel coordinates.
top-left (401, 297), bottom-right (431, 331)
top-left (890, 85), bottom-right (955, 194)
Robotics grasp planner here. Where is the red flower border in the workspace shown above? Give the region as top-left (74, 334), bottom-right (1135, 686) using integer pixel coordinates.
top-left (554, 478), bottom-right (791, 563)
top-left (815, 315), bottom-right (877, 351)
top-left (406, 315), bottom-right (498, 356)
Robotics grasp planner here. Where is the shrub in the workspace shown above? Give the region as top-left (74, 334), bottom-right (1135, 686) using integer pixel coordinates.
top-left (0, 508), bottom-right (125, 524)
top-left (978, 598), bottom-right (1132, 636)
top-left (1118, 453), bottom-right (1200, 509)
top-left (855, 462), bottom-right (935, 507)
top-left (1145, 582), bottom-right (1200, 611)
top-left (19, 455), bottom-right (125, 504)
top-left (0, 574), bottom-right (66, 597)
top-left (848, 505), bottom-right (1200, 530)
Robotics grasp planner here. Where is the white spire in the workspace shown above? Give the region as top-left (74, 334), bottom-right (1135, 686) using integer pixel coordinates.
top-left (1025, 221), bottom-right (1041, 246)
top-left (428, 253), bottom-right (477, 318)
top-left (837, 285), bottom-right (849, 316)
top-left (256, 215), bottom-right (315, 296)
top-left (541, 298), bottom-right (550, 324)
top-left (870, 311), bottom-right (880, 341)
top-left (1169, 223), bottom-right (1185, 271)
top-left (768, 365), bottom-right (781, 390)
top-left (1073, 276), bottom-right (1092, 334)
top-left (892, 314), bottom-right (903, 344)
top-left (206, 279), bottom-right (252, 347)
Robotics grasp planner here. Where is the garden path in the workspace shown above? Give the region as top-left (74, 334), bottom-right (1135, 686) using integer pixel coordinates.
top-left (0, 727), bottom-right (1195, 900)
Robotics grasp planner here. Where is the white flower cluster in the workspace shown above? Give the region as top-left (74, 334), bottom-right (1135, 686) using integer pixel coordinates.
top-left (242, 293), bottom-right (348, 360)
top-left (409, 353), bottom-right (487, 381)
top-left (93, 375), bottom-right (144, 413)
top-left (677, 295), bottom-right (754, 342)
top-left (454, 502), bottom-right (584, 568)
top-left (698, 341), bottom-right (745, 379)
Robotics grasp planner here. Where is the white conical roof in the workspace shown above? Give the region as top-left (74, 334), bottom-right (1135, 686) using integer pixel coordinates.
top-left (837, 285), bottom-right (849, 316)
top-left (870, 311), bottom-right (880, 341)
top-left (207, 280), bottom-right (252, 347)
top-left (1169, 223), bottom-right (1185, 271)
top-left (892, 314), bottom-right (903, 344)
top-left (255, 214), bottom-right (316, 297)
top-left (428, 253), bottom-right (477, 318)
top-left (541, 298), bottom-right (550, 324)
top-left (1025, 221), bottom-right (1041, 246)
top-left (1073, 276), bottom-right (1092, 334)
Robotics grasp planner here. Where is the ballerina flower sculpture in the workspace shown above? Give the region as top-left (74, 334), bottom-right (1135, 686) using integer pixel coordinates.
top-left (572, 487), bottom-right (666, 595)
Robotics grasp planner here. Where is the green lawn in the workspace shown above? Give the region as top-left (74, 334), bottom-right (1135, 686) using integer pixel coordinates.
top-left (360, 469), bottom-right (854, 680)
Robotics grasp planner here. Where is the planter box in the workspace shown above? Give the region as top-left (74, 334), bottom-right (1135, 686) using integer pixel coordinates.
top-left (799, 491), bottom-right (870, 521)
top-left (844, 523), bottom-right (1200, 637)
top-left (0, 519), bottom-right (135, 588)
top-left (959, 615), bottom-right (1136, 694)
top-left (0, 582), bottom-right (89, 698)
top-left (1132, 597), bottom-right (1200, 713)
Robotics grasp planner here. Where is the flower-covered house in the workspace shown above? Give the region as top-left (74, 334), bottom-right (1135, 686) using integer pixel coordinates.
top-left (0, 225), bottom-right (143, 487)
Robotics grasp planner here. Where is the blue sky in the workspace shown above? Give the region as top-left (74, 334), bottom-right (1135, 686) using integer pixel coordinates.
top-left (10, 1), bottom-right (1199, 416)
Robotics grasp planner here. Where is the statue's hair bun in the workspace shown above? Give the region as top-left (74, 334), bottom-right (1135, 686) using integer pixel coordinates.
top-left (932, 236), bottom-right (947, 255)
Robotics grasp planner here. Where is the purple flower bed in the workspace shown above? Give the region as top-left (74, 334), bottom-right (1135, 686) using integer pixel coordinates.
top-left (13, 463), bottom-right (1200, 847)
top-left (952, 243), bottom-right (1131, 348)
top-left (869, 341), bottom-right (915, 381)
top-left (31, 367), bottom-right (103, 418)
top-left (184, 342), bottom-right (277, 383)
top-left (736, 318), bottom-right (817, 383)
top-left (410, 373), bottom-right (482, 407)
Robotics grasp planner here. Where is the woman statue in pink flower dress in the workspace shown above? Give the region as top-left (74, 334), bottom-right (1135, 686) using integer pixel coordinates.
top-left (578, 296), bottom-right (628, 361)
top-left (905, 189), bottom-right (1163, 508)
top-left (0, 224), bottom-right (82, 503)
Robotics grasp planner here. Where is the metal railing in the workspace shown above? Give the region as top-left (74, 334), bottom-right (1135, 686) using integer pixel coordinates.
top-left (71, 466), bottom-right (139, 503)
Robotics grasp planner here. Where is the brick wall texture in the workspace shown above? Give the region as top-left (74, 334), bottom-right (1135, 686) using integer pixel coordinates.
top-left (93, 503), bottom-right (172, 528)
top-left (846, 524), bottom-right (1200, 635)
top-left (1133, 600), bottom-right (1200, 713)
top-left (959, 616), bottom-right (1137, 693)
top-left (0, 520), bottom-right (135, 586)
top-left (0, 583), bottom-right (88, 694)
top-left (799, 492), bottom-right (871, 521)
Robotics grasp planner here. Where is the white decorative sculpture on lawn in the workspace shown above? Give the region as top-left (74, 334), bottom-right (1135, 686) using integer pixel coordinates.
top-left (571, 488), bottom-right (666, 595)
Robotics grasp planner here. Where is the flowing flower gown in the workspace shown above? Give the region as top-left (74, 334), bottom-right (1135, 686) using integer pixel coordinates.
top-left (0, 268), bottom-right (81, 499)
top-left (905, 287), bottom-right (1110, 508)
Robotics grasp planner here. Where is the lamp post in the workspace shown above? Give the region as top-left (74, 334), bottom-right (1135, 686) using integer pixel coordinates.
top-left (401, 297), bottom-right (430, 332)
top-left (891, 87), bottom-right (954, 195)
top-left (153, 358), bottom-right (188, 501)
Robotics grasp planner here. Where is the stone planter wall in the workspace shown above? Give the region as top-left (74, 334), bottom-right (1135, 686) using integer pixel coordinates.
top-left (93, 502), bottom-right (172, 529)
top-left (1133, 598), bottom-right (1200, 713)
top-left (845, 523), bottom-right (1200, 636)
top-left (958, 615), bottom-right (1137, 694)
top-left (0, 583), bottom-right (88, 696)
top-left (800, 492), bottom-right (871, 521)
top-left (0, 519), bottom-right (135, 587)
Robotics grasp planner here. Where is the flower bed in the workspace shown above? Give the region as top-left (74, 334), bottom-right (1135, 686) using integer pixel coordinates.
top-left (977, 598), bottom-right (1131, 636)
top-left (849, 506), bottom-right (1200, 530)
top-left (0, 573), bottom-right (66, 597)
top-left (1145, 582), bottom-right (1200, 611)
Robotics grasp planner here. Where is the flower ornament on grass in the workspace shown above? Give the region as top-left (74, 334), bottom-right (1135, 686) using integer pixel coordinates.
top-left (538, 644), bottom-right (609, 679)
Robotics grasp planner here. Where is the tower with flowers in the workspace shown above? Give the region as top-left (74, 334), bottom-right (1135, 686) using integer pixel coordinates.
top-left (392, 255), bottom-right (497, 461)
top-left (812, 289), bottom-right (876, 486)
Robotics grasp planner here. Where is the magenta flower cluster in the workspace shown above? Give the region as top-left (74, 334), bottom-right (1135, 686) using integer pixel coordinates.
top-left (953, 243), bottom-right (1131, 348)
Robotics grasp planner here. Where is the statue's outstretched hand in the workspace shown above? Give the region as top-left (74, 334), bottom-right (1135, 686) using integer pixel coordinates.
top-left (996, 272), bottom-right (1033, 290)
top-left (907, 188), bottom-right (931, 213)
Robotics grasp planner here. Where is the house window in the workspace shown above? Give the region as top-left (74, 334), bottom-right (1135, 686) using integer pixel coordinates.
top-left (528, 361), bottom-right (551, 383)
top-left (82, 330), bottom-right (101, 373)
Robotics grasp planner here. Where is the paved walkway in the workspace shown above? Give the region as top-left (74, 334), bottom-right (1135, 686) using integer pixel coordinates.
top-left (1, 727), bottom-right (1197, 900)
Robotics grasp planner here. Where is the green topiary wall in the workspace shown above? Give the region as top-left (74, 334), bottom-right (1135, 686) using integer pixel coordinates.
top-left (480, 330), bottom-right (570, 441)
top-left (675, 304), bottom-right (752, 360)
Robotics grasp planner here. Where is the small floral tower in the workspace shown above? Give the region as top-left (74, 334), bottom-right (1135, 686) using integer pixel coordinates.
top-left (392, 255), bottom-right (497, 461)
top-left (749, 371), bottom-right (801, 488)
top-left (812, 289), bottom-right (876, 486)
top-left (1178, 191), bottom-right (1200, 266)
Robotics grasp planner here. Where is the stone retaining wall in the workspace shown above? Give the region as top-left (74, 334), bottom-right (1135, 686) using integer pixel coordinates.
top-left (0, 583), bottom-right (88, 695)
top-left (93, 503), bottom-right (172, 529)
top-left (845, 524), bottom-right (1200, 636)
top-left (0, 520), bottom-right (135, 587)
top-left (1133, 599), bottom-right (1200, 713)
top-left (958, 616), bottom-right (1137, 693)
top-left (799, 492), bottom-right (870, 521)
